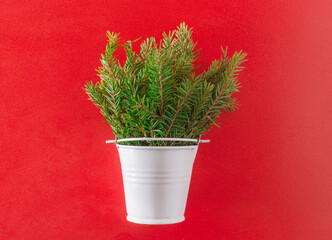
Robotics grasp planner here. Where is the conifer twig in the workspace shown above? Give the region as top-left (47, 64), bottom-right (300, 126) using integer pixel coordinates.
top-left (84, 23), bottom-right (247, 146)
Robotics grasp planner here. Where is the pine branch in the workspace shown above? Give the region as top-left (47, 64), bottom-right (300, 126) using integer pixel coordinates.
top-left (183, 81), bottom-right (213, 138)
top-left (165, 80), bottom-right (195, 137)
top-left (158, 51), bottom-right (164, 115)
top-left (137, 103), bottom-right (164, 120)
top-left (189, 51), bottom-right (247, 136)
top-left (84, 23), bottom-right (247, 146)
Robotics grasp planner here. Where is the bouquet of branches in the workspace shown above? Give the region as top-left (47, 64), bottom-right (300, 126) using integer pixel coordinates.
top-left (84, 23), bottom-right (247, 146)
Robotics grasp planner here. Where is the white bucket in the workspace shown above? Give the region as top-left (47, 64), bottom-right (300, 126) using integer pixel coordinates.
top-left (107, 138), bottom-right (209, 225)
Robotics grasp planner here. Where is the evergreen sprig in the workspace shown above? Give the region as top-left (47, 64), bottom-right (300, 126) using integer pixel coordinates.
top-left (84, 23), bottom-right (247, 146)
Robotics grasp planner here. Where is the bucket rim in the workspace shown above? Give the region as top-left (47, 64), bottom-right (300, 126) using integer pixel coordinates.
top-left (116, 144), bottom-right (199, 150)
top-left (106, 137), bottom-right (210, 145)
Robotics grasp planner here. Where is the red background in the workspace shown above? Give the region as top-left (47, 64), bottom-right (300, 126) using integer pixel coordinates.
top-left (1, 0), bottom-right (331, 239)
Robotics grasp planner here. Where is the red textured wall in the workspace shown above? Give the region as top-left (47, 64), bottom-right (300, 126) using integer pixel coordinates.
top-left (1, 1), bottom-right (331, 239)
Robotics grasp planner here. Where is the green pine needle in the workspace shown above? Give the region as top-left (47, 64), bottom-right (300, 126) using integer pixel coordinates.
top-left (84, 22), bottom-right (247, 146)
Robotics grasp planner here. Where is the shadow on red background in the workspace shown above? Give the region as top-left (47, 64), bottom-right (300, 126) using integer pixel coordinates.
top-left (1, 0), bottom-right (331, 239)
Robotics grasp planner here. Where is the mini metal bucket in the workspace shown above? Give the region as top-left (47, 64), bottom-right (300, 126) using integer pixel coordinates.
top-left (107, 137), bottom-right (209, 225)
